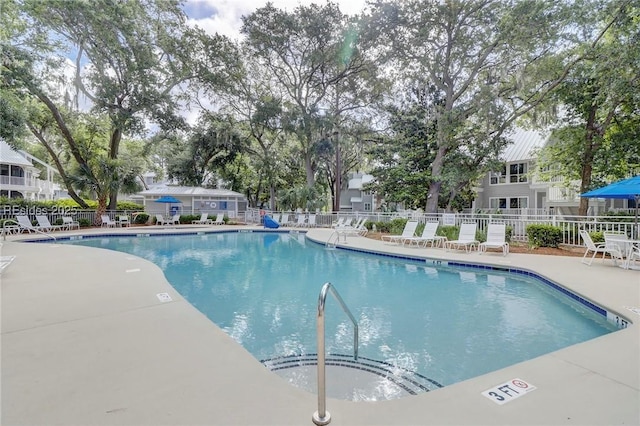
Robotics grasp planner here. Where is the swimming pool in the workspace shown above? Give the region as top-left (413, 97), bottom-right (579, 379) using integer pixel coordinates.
top-left (61, 231), bottom-right (619, 400)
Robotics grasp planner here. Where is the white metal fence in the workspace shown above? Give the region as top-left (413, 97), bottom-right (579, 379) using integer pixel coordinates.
top-left (2, 206), bottom-right (637, 247)
top-left (246, 208), bottom-right (638, 246)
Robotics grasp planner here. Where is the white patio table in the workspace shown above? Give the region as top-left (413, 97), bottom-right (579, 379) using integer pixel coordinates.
top-left (609, 238), bottom-right (640, 270)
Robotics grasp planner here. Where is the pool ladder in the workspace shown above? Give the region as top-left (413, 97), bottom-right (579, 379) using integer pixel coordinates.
top-left (313, 282), bottom-right (359, 426)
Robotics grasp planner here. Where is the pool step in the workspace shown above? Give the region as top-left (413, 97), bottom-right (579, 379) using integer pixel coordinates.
top-left (261, 353), bottom-right (443, 401)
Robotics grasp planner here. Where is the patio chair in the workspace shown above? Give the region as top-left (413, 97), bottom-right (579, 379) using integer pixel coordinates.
top-left (579, 230), bottom-right (608, 266)
top-left (336, 218), bottom-right (369, 240)
top-left (444, 223), bottom-right (479, 252)
top-left (381, 220), bottom-right (419, 244)
top-left (213, 213), bottom-right (225, 225)
top-left (101, 215), bottom-right (117, 228)
top-left (401, 222), bottom-right (443, 247)
top-left (170, 214), bottom-right (181, 225)
top-left (280, 214), bottom-right (291, 227)
top-left (118, 215), bottom-right (131, 227)
top-left (293, 214), bottom-right (306, 227)
top-left (16, 215), bottom-right (37, 233)
top-left (62, 216), bottom-right (80, 231)
top-left (332, 217), bottom-right (345, 228)
top-left (479, 223), bottom-right (509, 256)
top-left (307, 214), bottom-right (317, 227)
top-left (155, 214), bottom-right (169, 226)
top-left (192, 213), bottom-right (213, 225)
top-left (36, 215), bottom-right (64, 232)
top-left (603, 232), bottom-right (627, 267)
top-left (629, 245), bottom-right (640, 269)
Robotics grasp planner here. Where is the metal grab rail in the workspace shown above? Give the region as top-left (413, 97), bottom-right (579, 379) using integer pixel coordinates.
top-left (312, 282), bottom-right (358, 426)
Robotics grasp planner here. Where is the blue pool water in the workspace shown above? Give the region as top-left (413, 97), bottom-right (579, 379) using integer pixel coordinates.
top-left (62, 231), bottom-right (618, 396)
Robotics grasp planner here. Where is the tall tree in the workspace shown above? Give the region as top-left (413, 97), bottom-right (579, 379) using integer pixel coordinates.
top-left (363, 0), bottom-right (623, 212)
top-left (166, 114), bottom-right (246, 187)
top-left (15, 0), bottom-right (238, 208)
top-left (241, 1), bottom-right (376, 203)
top-left (535, 1), bottom-right (640, 215)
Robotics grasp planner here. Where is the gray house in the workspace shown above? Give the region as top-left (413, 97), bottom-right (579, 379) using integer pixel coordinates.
top-left (338, 173), bottom-right (378, 212)
top-left (473, 129), bottom-right (557, 214)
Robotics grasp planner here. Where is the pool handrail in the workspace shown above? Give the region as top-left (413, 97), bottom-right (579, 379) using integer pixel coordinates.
top-left (313, 282), bottom-right (359, 426)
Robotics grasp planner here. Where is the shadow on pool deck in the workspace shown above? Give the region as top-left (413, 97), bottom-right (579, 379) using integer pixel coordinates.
top-left (1, 225), bottom-right (638, 425)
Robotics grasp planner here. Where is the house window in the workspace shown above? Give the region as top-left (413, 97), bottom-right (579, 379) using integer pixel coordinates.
top-left (490, 165), bottom-right (506, 185)
top-left (490, 198), bottom-right (507, 209)
top-left (510, 197), bottom-right (528, 208)
top-left (509, 162), bottom-right (527, 183)
top-left (489, 197), bottom-right (528, 209)
top-left (364, 202), bottom-right (371, 211)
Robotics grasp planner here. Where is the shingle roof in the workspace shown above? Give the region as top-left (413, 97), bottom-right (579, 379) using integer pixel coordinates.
top-left (501, 129), bottom-right (547, 162)
top-left (0, 140), bottom-right (33, 167)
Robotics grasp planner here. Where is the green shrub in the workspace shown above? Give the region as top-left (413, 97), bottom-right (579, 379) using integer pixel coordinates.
top-left (133, 213), bottom-right (149, 225)
top-left (78, 218), bottom-right (91, 228)
top-left (437, 225), bottom-right (459, 241)
top-left (54, 218), bottom-right (64, 226)
top-left (388, 218), bottom-right (409, 234)
top-left (589, 231), bottom-right (604, 243)
top-left (526, 224), bottom-right (562, 248)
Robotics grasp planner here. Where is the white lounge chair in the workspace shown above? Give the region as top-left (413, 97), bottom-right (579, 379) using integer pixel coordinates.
top-left (61, 216), bottom-right (80, 230)
top-left (579, 230), bottom-right (608, 266)
top-left (36, 215), bottom-right (63, 232)
top-left (307, 214), bottom-right (317, 227)
top-left (401, 222), bottom-right (442, 247)
top-left (101, 215), bottom-right (117, 228)
top-left (213, 213), bottom-right (225, 225)
top-left (192, 213), bottom-right (213, 225)
top-left (16, 215), bottom-right (37, 233)
top-left (444, 223), bottom-right (478, 252)
top-left (332, 217), bottom-right (345, 228)
top-left (170, 214), bottom-right (181, 225)
top-left (336, 218), bottom-right (368, 240)
top-left (381, 220), bottom-right (419, 244)
top-left (293, 214), bottom-right (306, 227)
top-left (479, 223), bottom-right (509, 256)
top-left (280, 214), bottom-right (291, 227)
top-left (272, 214), bottom-right (281, 224)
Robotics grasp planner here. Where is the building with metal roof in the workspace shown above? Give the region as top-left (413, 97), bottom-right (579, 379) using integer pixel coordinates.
top-left (136, 184), bottom-right (248, 218)
top-left (473, 129), bottom-right (582, 215)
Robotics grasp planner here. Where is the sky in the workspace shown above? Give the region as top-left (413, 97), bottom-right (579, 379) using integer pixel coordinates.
top-left (182, 0), bottom-right (368, 41)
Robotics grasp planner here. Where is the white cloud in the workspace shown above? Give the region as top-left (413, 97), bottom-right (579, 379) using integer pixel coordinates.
top-left (184, 0), bottom-right (367, 41)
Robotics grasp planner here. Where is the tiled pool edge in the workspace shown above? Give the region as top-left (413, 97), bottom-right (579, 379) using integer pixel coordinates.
top-left (305, 235), bottom-right (632, 329)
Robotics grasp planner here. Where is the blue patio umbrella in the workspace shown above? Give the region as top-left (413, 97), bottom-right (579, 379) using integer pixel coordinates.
top-left (581, 175), bottom-right (640, 236)
top-left (154, 195), bottom-right (181, 204)
top-left (154, 195), bottom-right (182, 216)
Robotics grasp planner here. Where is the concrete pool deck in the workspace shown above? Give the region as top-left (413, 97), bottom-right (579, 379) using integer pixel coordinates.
top-left (1, 225), bottom-right (639, 425)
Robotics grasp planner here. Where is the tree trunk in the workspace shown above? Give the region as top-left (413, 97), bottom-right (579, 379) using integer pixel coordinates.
top-left (108, 128), bottom-right (123, 210)
top-left (425, 146), bottom-right (447, 213)
top-left (95, 196), bottom-right (108, 226)
top-left (578, 107), bottom-right (600, 216)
